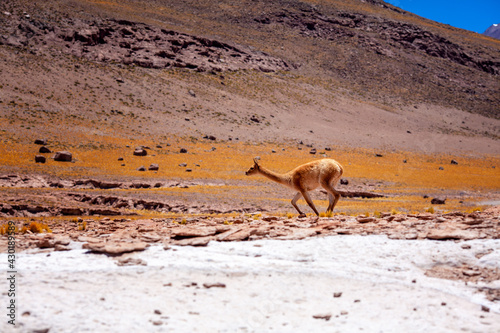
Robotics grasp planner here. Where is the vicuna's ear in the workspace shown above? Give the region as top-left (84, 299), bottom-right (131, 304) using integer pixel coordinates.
top-left (253, 158), bottom-right (260, 165)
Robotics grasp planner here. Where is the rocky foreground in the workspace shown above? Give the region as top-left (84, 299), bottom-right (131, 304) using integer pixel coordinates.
top-left (6, 206), bottom-right (498, 253)
top-left (3, 206), bottom-right (498, 293)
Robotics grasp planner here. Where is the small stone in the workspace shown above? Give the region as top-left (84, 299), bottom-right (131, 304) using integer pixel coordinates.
top-left (340, 178), bottom-right (349, 185)
top-left (39, 146), bottom-right (51, 153)
top-left (118, 157), bottom-right (124, 161)
top-left (133, 148), bottom-right (147, 156)
top-left (35, 155), bottom-right (46, 163)
top-left (54, 244), bottom-right (71, 251)
top-left (431, 197), bottom-right (446, 205)
top-left (174, 236), bottom-right (211, 247)
top-left (426, 229), bottom-right (478, 240)
top-left (451, 159), bottom-right (458, 165)
top-left (30, 328), bottom-right (49, 333)
top-left (34, 139), bottom-right (47, 145)
top-left (203, 282), bottom-right (226, 289)
top-left (116, 258), bottom-right (147, 266)
top-left (137, 166), bottom-right (146, 172)
top-left (152, 320), bottom-right (163, 326)
top-left (309, 148), bottom-right (317, 154)
top-left (313, 313), bottom-right (332, 321)
top-left (154, 309), bottom-right (162, 315)
top-left (333, 292), bottom-right (343, 298)
top-left (53, 151), bottom-right (72, 162)
top-left (188, 89), bottom-right (196, 97)
top-left (356, 216), bottom-right (376, 223)
top-left (462, 269), bottom-right (481, 277)
top-left (83, 241), bottom-right (148, 254)
top-left (481, 305), bottom-right (490, 312)
top-left (149, 164), bottom-right (159, 171)
top-left (37, 239), bottom-right (55, 249)
top-left (180, 148), bottom-right (188, 153)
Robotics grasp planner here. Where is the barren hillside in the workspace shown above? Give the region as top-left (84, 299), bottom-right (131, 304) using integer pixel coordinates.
top-left (0, 0), bottom-right (498, 156)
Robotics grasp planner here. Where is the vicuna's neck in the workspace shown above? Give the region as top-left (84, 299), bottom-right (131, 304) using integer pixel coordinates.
top-left (258, 166), bottom-right (291, 186)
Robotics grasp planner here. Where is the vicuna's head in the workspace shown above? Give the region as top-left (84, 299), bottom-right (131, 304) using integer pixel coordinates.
top-left (245, 158), bottom-right (261, 176)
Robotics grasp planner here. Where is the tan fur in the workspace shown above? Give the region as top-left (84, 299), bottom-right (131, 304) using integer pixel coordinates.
top-left (246, 158), bottom-right (344, 217)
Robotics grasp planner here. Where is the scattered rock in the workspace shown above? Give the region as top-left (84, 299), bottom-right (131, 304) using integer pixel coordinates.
top-left (149, 164), bottom-right (159, 171)
top-left (36, 238), bottom-right (56, 249)
top-left (172, 227), bottom-right (217, 238)
top-left (137, 166), bottom-right (146, 172)
top-left (133, 148), bottom-right (147, 156)
top-left (426, 229), bottom-right (478, 240)
top-left (356, 216), bottom-right (377, 223)
top-left (35, 155), bottom-right (46, 163)
top-left (54, 244), bottom-right (71, 251)
top-left (173, 236), bottom-right (211, 247)
top-left (431, 197), bottom-right (446, 205)
top-left (188, 89), bottom-right (196, 97)
top-left (340, 178), bottom-right (349, 185)
top-left (53, 151), bottom-right (72, 162)
top-left (203, 282), bottom-right (226, 289)
top-left (82, 241), bottom-right (148, 254)
top-left (39, 146), bottom-right (51, 153)
top-left (34, 139), bottom-right (47, 145)
top-left (180, 148), bottom-right (188, 153)
top-left (462, 269), bottom-right (481, 277)
top-left (116, 257), bottom-right (147, 266)
top-left (309, 148), bottom-right (317, 154)
top-left (333, 292), bottom-right (343, 298)
top-left (60, 207), bottom-right (84, 215)
top-left (451, 159), bottom-right (458, 165)
top-left (313, 313), bottom-right (332, 321)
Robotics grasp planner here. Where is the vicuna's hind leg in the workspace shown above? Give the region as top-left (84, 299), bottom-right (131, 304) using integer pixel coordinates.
top-left (321, 181), bottom-right (341, 214)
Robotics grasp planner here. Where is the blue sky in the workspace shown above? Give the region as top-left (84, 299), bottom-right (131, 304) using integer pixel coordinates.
top-left (385, 0), bottom-right (499, 34)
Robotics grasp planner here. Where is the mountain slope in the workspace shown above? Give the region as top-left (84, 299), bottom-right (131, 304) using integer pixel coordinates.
top-left (0, 0), bottom-right (499, 154)
top-left (484, 24), bottom-right (500, 40)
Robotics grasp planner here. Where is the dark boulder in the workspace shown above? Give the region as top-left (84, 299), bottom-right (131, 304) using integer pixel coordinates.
top-left (53, 151), bottom-right (72, 162)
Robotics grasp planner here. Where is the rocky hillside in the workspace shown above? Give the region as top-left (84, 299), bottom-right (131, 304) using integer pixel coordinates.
top-left (0, 0), bottom-right (499, 153)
